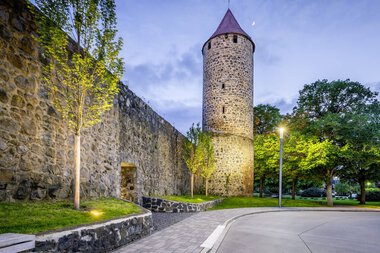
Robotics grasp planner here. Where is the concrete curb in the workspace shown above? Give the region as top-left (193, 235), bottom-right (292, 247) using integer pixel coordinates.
top-left (200, 207), bottom-right (380, 253)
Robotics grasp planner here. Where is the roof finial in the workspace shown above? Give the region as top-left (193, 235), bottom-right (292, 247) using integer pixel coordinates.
top-left (228, 0), bottom-right (230, 9)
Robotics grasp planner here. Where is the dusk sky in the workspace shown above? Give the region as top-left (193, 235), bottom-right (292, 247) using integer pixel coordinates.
top-left (115, 0), bottom-right (380, 134)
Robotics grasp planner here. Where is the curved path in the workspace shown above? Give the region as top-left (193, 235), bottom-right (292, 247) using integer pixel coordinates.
top-left (217, 211), bottom-right (380, 253)
top-left (113, 207), bottom-right (380, 253)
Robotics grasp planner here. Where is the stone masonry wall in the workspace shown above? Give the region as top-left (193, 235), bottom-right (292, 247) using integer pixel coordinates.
top-left (0, 0), bottom-right (189, 202)
top-left (209, 134), bottom-right (253, 196)
top-left (202, 33), bottom-right (254, 196)
top-left (142, 196), bottom-right (222, 212)
top-left (30, 212), bottom-right (152, 253)
top-left (202, 34), bottom-right (253, 139)
top-left (118, 85), bottom-right (189, 200)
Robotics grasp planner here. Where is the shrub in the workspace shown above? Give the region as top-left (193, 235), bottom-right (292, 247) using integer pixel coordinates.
top-left (300, 187), bottom-right (326, 197)
top-left (334, 182), bottom-right (351, 196)
top-left (357, 189), bottom-right (380, 201)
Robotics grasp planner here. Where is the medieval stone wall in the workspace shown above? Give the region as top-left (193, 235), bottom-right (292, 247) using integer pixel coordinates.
top-left (118, 85), bottom-right (189, 199)
top-left (0, 0), bottom-right (189, 202)
top-left (202, 34), bottom-right (254, 196)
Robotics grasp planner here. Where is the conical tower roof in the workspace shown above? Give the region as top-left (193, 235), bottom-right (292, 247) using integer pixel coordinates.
top-left (211, 9), bottom-right (250, 39)
top-left (203, 9), bottom-right (254, 52)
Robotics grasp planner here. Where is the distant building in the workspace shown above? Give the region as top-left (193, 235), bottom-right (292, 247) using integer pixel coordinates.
top-left (202, 9), bottom-right (255, 196)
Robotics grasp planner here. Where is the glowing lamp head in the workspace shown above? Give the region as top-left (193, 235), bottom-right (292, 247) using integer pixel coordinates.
top-left (279, 127), bottom-right (285, 139)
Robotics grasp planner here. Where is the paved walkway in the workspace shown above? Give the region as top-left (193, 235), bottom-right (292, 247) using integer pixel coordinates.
top-left (112, 207), bottom-right (380, 253)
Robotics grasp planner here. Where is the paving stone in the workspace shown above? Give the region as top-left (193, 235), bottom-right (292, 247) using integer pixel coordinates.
top-left (113, 207), bottom-right (379, 253)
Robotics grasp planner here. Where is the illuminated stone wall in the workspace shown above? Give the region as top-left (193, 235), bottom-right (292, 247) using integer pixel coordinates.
top-left (202, 34), bottom-right (254, 196)
top-left (0, 0), bottom-right (189, 202)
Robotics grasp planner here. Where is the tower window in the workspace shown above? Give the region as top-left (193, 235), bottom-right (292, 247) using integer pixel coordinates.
top-left (208, 42), bottom-right (211, 49)
top-left (222, 83), bottom-right (225, 89)
top-left (233, 35), bottom-right (238, 43)
top-left (222, 106), bottom-right (225, 114)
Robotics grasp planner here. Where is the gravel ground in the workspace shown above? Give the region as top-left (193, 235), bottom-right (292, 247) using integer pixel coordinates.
top-left (152, 212), bottom-right (195, 232)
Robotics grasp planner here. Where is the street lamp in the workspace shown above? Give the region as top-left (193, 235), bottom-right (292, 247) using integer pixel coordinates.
top-left (279, 127), bottom-right (284, 208)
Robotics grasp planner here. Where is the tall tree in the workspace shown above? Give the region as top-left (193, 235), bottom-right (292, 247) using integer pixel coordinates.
top-left (254, 133), bottom-right (279, 197)
top-left (338, 101), bottom-right (380, 204)
top-left (254, 104), bottom-right (282, 135)
top-left (300, 139), bottom-right (346, 206)
top-left (253, 104), bottom-right (282, 197)
top-left (197, 132), bottom-right (216, 196)
top-left (183, 123), bottom-right (202, 198)
top-left (283, 132), bottom-right (311, 199)
top-left (292, 79), bottom-right (378, 206)
top-left (32, 0), bottom-right (124, 209)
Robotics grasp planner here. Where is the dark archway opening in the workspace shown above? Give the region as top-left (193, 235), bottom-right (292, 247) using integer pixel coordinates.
top-left (121, 162), bottom-right (137, 203)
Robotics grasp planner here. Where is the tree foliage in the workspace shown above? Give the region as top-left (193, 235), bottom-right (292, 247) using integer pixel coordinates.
top-left (254, 133), bottom-right (279, 197)
top-left (33, 0), bottom-right (124, 133)
top-left (197, 132), bottom-right (216, 196)
top-left (183, 123), bottom-right (202, 197)
top-left (183, 124), bottom-right (216, 197)
top-left (292, 79), bottom-right (379, 206)
top-left (283, 132), bottom-right (314, 199)
top-left (254, 104), bottom-right (282, 135)
top-left (32, 0), bottom-right (124, 209)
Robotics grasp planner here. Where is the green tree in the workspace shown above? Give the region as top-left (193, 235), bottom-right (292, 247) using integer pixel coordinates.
top-left (338, 101), bottom-right (380, 204)
top-left (292, 79), bottom-right (378, 206)
top-left (183, 123), bottom-right (202, 197)
top-left (334, 181), bottom-right (357, 196)
top-left (341, 145), bottom-right (380, 204)
top-left (254, 104), bottom-right (282, 135)
top-left (254, 133), bottom-right (279, 197)
top-left (283, 132), bottom-right (312, 199)
top-left (197, 132), bottom-right (216, 196)
top-left (253, 104), bottom-right (282, 197)
top-left (32, 0), bottom-right (124, 209)
top-left (300, 139), bottom-right (347, 206)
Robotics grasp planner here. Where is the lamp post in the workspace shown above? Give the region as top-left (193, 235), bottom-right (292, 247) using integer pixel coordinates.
top-left (279, 127), bottom-right (284, 208)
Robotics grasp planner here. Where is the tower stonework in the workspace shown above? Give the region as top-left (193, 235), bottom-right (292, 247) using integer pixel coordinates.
top-left (202, 9), bottom-right (255, 196)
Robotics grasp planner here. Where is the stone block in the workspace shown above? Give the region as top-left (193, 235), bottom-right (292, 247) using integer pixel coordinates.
top-left (11, 94), bottom-right (25, 108)
top-left (7, 53), bottom-right (23, 70)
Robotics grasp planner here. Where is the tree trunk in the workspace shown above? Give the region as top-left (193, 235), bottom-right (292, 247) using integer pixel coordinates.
top-left (359, 179), bottom-right (366, 205)
top-left (74, 134), bottom-right (81, 210)
top-left (205, 179), bottom-right (208, 197)
top-left (291, 179), bottom-right (297, 200)
top-left (190, 173), bottom-right (194, 198)
top-left (326, 179), bottom-right (333, 207)
top-left (259, 178), bottom-right (264, 198)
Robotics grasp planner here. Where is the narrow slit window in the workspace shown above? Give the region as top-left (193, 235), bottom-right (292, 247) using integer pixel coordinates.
top-left (233, 35), bottom-right (238, 43)
top-left (208, 42), bottom-right (211, 49)
top-left (222, 106), bottom-right (225, 114)
top-left (222, 83), bottom-right (225, 89)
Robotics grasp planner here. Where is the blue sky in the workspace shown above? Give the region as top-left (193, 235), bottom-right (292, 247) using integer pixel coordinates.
top-left (115, 0), bottom-right (380, 135)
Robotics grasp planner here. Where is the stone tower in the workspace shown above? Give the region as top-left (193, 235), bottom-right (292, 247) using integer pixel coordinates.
top-left (202, 9), bottom-right (255, 196)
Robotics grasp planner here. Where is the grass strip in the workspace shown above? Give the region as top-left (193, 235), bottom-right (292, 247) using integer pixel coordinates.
top-left (0, 198), bottom-right (141, 234)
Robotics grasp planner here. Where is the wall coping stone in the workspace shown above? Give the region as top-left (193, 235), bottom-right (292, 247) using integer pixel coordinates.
top-left (142, 196), bottom-right (223, 213)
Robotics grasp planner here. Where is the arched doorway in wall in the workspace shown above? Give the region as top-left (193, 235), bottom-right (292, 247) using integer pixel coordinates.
top-left (120, 162), bottom-right (137, 203)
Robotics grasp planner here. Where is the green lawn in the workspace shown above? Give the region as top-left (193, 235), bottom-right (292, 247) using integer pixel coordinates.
top-left (210, 197), bottom-right (324, 210)
top-left (158, 195), bottom-right (221, 203)
top-left (301, 198), bottom-right (380, 208)
top-left (209, 196), bottom-right (380, 210)
top-left (0, 198), bottom-right (141, 234)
